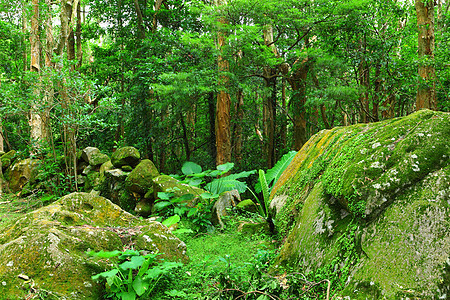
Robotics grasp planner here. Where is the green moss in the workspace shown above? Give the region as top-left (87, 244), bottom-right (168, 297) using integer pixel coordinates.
top-left (270, 110), bottom-right (450, 298)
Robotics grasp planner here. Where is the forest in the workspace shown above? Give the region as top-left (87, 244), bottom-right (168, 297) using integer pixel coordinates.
top-left (0, 0), bottom-right (449, 299)
top-left (0, 0), bottom-right (448, 175)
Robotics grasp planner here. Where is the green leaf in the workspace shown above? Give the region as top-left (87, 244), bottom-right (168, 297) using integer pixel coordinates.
top-left (255, 151), bottom-right (297, 193)
top-left (153, 201), bottom-right (172, 211)
top-left (173, 228), bottom-right (194, 234)
top-left (119, 255), bottom-right (145, 270)
top-left (162, 215), bottom-right (180, 227)
top-left (132, 276), bottom-right (150, 296)
top-left (216, 162), bottom-right (234, 173)
top-left (86, 250), bottom-right (122, 258)
top-left (187, 178), bottom-right (203, 186)
top-left (259, 169), bottom-right (270, 218)
top-left (120, 249), bottom-right (140, 258)
top-left (187, 207), bottom-right (198, 217)
top-left (118, 291), bottom-right (136, 300)
top-left (179, 193), bottom-right (194, 201)
top-left (157, 192), bottom-right (174, 200)
top-left (91, 269), bottom-right (119, 281)
top-left (182, 161), bottom-right (202, 175)
top-left (200, 192), bottom-right (219, 199)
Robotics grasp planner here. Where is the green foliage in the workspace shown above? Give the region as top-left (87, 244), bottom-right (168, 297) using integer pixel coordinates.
top-left (255, 151), bottom-right (297, 194)
top-left (88, 249), bottom-right (183, 300)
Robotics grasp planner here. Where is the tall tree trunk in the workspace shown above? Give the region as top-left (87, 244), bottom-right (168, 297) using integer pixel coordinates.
top-left (263, 74), bottom-right (276, 169)
top-left (29, 0), bottom-right (42, 153)
top-left (208, 92), bottom-right (217, 162)
top-left (180, 113), bottom-right (191, 161)
top-left (358, 58), bottom-right (370, 123)
top-left (134, 0), bottom-right (146, 39)
top-left (233, 90), bottom-right (244, 168)
top-left (215, 0), bottom-right (231, 167)
top-left (22, 1), bottom-right (27, 72)
top-left (280, 78), bottom-right (287, 150)
top-left (287, 58), bottom-right (311, 151)
top-left (415, 0), bottom-right (436, 110)
top-left (76, 3), bottom-right (82, 68)
top-left (152, 0), bottom-right (164, 32)
top-left (262, 24), bottom-right (279, 168)
top-left (42, 0), bottom-right (54, 143)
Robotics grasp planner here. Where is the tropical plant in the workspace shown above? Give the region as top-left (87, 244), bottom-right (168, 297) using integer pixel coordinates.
top-left (88, 249), bottom-right (182, 300)
top-left (250, 151), bottom-right (298, 219)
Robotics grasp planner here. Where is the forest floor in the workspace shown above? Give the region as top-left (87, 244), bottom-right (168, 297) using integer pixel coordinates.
top-left (0, 194), bottom-right (281, 298)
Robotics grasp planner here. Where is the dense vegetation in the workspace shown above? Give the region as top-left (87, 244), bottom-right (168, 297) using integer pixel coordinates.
top-left (0, 0), bottom-right (448, 176)
top-left (0, 0), bottom-right (449, 299)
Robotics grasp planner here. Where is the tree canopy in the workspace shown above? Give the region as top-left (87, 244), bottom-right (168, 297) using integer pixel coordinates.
top-left (0, 0), bottom-right (449, 176)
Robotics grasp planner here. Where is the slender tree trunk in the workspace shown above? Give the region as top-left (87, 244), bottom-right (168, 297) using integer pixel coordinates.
top-left (215, 0), bottom-right (231, 167)
top-left (415, 0), bottom-right (436, 110)
top-left (42, 0), bottom-right (54, 143)
top-left (152, 0), bottom-right (164, 32)
top-left (233, 90), bottom-right (244, 168)
top-left (134, 0), bottom-right (146, 39)
top-left (263, 74), bottom-right (276, 169)
top-left (287, 58), bottom-right (311, 151)
top-left (22, 1), bottom-right (27, 72)
top-left (208, 92), bottom-right (217, 162)
top-left (76, 3), bottom-right (82, 68)
top-left (29, 0), bottom-right (42, 153)
top-left (180, 113), bottom-right (191, 161)
top-left (358, 59), bottom-right (370, 123)
top-left (280, 78), bottom-right (287, 150)
top-left (262, 24), bottom-right (279, 168)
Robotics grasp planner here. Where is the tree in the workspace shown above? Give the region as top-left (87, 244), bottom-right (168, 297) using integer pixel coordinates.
top-left (215, 0), bottom-right (232, 167)
top-left (415, 0), bottom-right (436, 110)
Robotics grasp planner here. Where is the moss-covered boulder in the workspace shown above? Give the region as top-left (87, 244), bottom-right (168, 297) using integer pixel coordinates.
top-left (271, 110), bottom-right (449, 299)
top-left (99, 169), bottom-right (135, 211)
top-left (153, 175), bottom-right (205, 204)
top-left (8, 158), bottom-right (40, 193)
top-left (125, 159), bottom-right (159, 194)
top-left (1, 150), bottom-right (16, 170)
top-left (0, 192), bottom-right (188, 299)
top-left (81, 147), bottom-right (110, 167)
top-left (111, 146), bottom-right (140, 168)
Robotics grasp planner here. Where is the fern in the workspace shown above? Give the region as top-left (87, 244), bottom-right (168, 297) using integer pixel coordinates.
top-left (255, 151), bottom-right (297, 193)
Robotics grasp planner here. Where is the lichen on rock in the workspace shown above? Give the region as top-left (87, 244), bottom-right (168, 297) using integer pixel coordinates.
top-left (271, 110), bottom-right (449, 298)
top-left (0, 192), bottom-right (188, 299)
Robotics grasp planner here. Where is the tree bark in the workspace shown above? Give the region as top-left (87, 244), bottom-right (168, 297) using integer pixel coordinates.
top-left (262, 24), bottom-right (279, 168)
top-left (134, 0), bottom-right (146, 39)
top-left (29, 0), bottom-right (42, 153)
top-left (287, 58), bottom-right (312, 151)
top-left (215, 0), bottom-right (231, 167)
top-left (76, 3), bottom-right (82, 68)
top-left (233, 90), bottom-right (244, 168)
top-left (415, 0), bottom-right (436, 110)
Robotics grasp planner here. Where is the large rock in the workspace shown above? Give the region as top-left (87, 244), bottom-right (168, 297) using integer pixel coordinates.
top-left (153, 175), bottom-right (205, 204)
top-left (111, 146), bottom-right (140, 168)
top-left (99, 168), bottom-right (135, 211)
top-left (8, 158), bottom-right (40, 193)
top-left (1, 150), bottom-right (16, 170)
top-left (81, 147), bottom-right (110, 167)
top-left (125, 159), bottom-right (159, 194)
top-left (271, 110), bottom-right (449, 299)
top-left (0, 192), bottom-right (188, 300)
